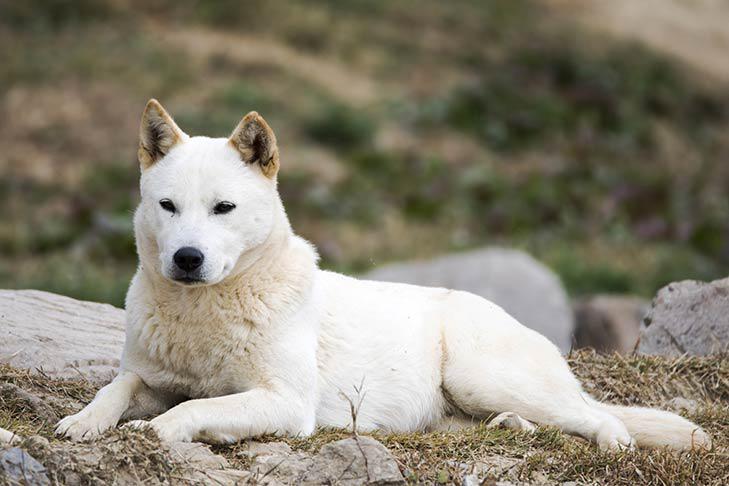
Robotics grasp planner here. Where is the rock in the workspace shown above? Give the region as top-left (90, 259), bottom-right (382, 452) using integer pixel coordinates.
top-left (464, 478), bottom-right (516, 486)
top-left (240, 440), bottom-right (315, 482)
top-left (23, 436), bottom-right (50, 449)
top-left (0, 289), bottom-right (125, 383)
top-left (240, 437), bottom-right (404, 485)
top-left (664, 397), bottom-right (700, 415)
top-left (455, 455), bottom-right (523, 485)
top-left (168, 441), bottom-right (230, 469)
top-left (470, 455), bottom-right (522, 477)
top-left (0, 447), bottom-right (50, 486)
top-left (638, 278), bottom-right (729, 356)
top-left (530, 471), bottom-right (550, 484)
top-left (462, 473), bottom-right (480, 486)
top-left (304, 436), bottom-right (405, 485)
top-left (363, 248), bottom-right (574, 353)
top-left (242, 440), bottom-right (294, 458)
top-left (573, 295), bottom-right (649, 354)
top-left (168, 441), bottom-right (252, 484)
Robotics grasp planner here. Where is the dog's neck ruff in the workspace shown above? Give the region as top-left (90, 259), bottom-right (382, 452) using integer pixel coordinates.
top-left (143, 228), bottom-right (319, 328)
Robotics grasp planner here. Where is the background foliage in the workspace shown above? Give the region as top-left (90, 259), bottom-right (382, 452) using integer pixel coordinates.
top-left (1, 0), bottom-right (728, 307)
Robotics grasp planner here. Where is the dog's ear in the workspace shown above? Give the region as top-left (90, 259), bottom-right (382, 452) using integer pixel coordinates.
top-left (138, 99), bottom-right (187, 169)
top-left (229, 112), bottom-right (280, 179)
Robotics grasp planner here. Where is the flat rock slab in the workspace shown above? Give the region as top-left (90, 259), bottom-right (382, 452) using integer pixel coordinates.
top-left (363, 247), bottom-right (574, 353)
top-left (0, 289), bottom-right (125, 383)
top-left (639, 278), bottom-right (729, 357)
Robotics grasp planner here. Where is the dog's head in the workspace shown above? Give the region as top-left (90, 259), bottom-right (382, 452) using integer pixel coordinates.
top-left (134, 99), bottom-right (283, 286)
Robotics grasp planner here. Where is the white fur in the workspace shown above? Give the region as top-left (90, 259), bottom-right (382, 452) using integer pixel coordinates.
top-left (0, 426), bottom-right (21, 445)
top-left (56, 124), bottom-right (711, 451)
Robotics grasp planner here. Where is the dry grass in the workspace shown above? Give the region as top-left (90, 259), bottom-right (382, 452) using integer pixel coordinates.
top-left (568, 349), bottom-right (729, 405)
top-left (0, 364), bottom-right (94, 438)
top-left (2, 351), bottom-right (728, 485)
top-left (16, 428), bottom-right (180, 485)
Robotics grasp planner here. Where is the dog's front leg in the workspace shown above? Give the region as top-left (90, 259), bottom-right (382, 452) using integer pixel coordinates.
top-left (127, 388), bottom-right (315, 444)
top-left (56, 370), bottom-right (169, 441)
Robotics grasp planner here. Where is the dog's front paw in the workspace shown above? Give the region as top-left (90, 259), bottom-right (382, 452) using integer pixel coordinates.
top-left (123, 416), bottom-right (193, 443)
top-left (55, 408), bottom-right (118, 441)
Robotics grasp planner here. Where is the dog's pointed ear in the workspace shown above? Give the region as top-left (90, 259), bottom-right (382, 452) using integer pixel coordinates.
top-left (229, 112), bottom-right (280, 179)
top-left (138, 99), bottom-right (187, 169)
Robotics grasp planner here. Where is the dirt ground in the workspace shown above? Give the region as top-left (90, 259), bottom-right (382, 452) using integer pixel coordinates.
top-left (546, 0), bottom-right (729, 82)
top-left (1, 350), bottom-right (728, 485)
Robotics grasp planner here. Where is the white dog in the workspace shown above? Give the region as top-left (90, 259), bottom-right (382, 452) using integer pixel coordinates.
top-left (56, 100), bottom-right (710, 451)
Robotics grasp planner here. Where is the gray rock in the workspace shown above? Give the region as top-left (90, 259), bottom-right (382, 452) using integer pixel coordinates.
top-left (22, 436), bottom-right (50, 449)
top-left (304, 436), bottom-right (404, 485)
top-left (239, 437), bottom-right (404, 485)
top-left (456, 455), bottom-right (523, 485)
top-left (168, 441), bottom-right (230, 469)
top-left (0, 289), bottom-right (125, 383)
top-left (244, 441), bottom-right (314, 483)
top-left (168, 442), bottom-right (252, 484)
top-left (462, 473), bottom-right (480, 486)
top-left (573, 295), bottom-right (648, 354)
top-left (664, 397), bottom-right (700, 415)
top-left (363, 248), bottom-right (574, 353)
top-left (0, 447), bottom-right (50, 486)
top-left (639, 278), bottom-right (729, 356)
top-left (473, 455), bottom-right (522, 476)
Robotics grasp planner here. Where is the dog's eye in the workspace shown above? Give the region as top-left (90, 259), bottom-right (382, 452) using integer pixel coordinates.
top-left (159, 199), bottom-right (176, 213)
top-left (213, 201), bottom-right (236, 215)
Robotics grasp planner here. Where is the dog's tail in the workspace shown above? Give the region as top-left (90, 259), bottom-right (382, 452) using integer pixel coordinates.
top-left (585, 395), bottom-right (711, 450)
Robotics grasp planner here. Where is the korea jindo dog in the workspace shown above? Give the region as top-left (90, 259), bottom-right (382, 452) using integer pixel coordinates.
top-left (57, 100), bottom-right (711, 451)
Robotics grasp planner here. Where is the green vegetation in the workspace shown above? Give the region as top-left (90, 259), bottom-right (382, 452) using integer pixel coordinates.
top-left (424, 42), bottom-right (723, 152)
top-left (2, 0), bottom-right (729, 307)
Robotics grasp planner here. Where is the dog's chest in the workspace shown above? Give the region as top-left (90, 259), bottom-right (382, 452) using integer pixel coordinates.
top-left (136, 303), bottom-right (264, 398)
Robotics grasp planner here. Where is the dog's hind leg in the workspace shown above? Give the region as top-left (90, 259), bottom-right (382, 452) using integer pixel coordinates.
top-left (440, 294), bottom-right (633, 450)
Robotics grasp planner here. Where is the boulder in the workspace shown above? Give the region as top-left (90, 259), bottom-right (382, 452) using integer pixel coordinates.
top-left (0, 447), bottom-right (50, 486)
top-left (0, 289), bottom-right (125, 383)
top-left (639, 278), bottom-right (729, 357)
top-left (363, 248), bottom-right (574, 353)
top-left (242, 441), bottom-right (314, 481)
top-left (573, 295), bottom-right (648, 354)
top-left (240, 437), bottom-right (405, 485)
top-left (304, 436), bottom-right (404, 485)
top-left (167, 441), bottom-right (250, 484)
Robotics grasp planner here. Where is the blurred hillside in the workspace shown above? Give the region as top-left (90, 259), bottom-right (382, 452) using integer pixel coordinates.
top-left (1, 0), bottom-right (728, 307)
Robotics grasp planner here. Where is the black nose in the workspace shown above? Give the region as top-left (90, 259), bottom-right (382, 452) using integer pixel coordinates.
top-left (173, 247), bottom-right (204, 272)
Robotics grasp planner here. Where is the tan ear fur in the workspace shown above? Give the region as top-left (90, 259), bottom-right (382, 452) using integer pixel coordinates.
top-left (138, 99), bottom-right (186, 169)
top-left (229, 111), bottom-right (280, 179)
